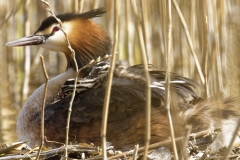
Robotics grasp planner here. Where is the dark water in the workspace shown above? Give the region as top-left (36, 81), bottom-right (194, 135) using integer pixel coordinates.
top-left (0, 107), bottom-right (18, 144)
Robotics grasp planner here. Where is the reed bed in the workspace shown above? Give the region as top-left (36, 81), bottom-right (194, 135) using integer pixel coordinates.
top-left (0, 0), bottom-right (240, 159)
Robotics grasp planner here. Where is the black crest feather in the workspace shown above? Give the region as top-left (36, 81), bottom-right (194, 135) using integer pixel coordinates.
top-left (35, 8), bottom-right (106, 33)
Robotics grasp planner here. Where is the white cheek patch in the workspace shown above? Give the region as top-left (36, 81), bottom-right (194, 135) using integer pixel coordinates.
top-left (38, 22), bottom-right (72, 52)
top-left (41, 33), bottom-right (67, 52)
top-left (40, 24), bottom-right (72, 52)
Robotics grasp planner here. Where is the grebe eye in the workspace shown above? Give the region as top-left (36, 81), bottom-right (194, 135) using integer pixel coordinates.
top-left (52, 26), bottom-right (60, 33)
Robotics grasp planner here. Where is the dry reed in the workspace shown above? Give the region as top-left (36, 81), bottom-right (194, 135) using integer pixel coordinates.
top-left (1, 0), bottom-right (240, 159)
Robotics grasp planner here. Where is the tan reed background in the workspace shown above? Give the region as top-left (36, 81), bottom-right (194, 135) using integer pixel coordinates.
top-left (0, 0), bottom-right (240, 145)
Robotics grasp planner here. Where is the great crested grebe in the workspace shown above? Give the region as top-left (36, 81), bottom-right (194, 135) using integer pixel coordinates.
top-left (5, 8), bottom-right (239, 151)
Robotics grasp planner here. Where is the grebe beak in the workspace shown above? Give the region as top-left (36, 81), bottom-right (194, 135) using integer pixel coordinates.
top-left (5, 35), bottom-right (46, 47)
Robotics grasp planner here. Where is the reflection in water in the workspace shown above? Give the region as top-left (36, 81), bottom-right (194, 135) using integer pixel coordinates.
top-left (0, 106), bottom-right (18, 143)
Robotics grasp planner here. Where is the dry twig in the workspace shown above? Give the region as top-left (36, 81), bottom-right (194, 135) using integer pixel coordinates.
top-left (130, 1), bottom-right (151, 160)
top-left (108, 128), bottom-right (219, 159)
top-left (0, 142), bottom-right (27, 155)
top-left (172, 0), bottom-right (205, 85)
top-left (36, 56), bottom-right (49, 160)
top-left (0, 145), bottom-right (98, 160)
top-left (101, 1), bottom-right (119, 159)
top-left (41, 1), bottom-right (79, 159)
top-left (132, 144), bottom-right (139, 160)
top-left (180, 125), bottom-right (192, 160)
top-left (165, 0), bottom-right (178, 159)
top-left (203, 16), bottom-right (209, 97)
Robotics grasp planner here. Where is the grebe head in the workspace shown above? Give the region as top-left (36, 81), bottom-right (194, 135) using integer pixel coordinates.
top-left (5, 8), bottom-right (112, 70)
